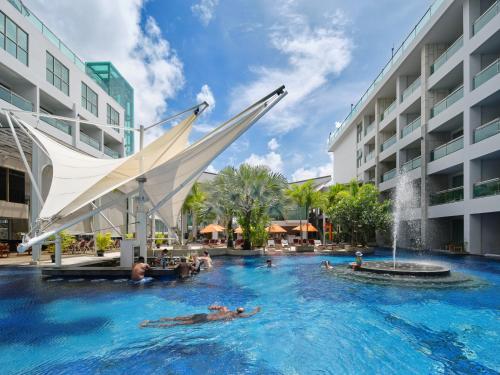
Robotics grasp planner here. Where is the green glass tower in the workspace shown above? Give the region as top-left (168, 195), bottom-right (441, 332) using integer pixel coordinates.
top-left (85, 62), bottom-right (134, 155)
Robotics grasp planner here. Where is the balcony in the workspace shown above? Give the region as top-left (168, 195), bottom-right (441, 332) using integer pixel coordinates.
top-left (364, 150), bottom-right (374, 163)
top-left (401, 116), bottom-right (421, 138)
top-left (380, 134), bottom-right (396, 152)
top-left (401, 77), bottom-right (421, 102)
top-left (381, 168), bottom-right (397, 182)
top-left (104, 146), bottom-right (120, 159)
top-left (473, 0), bottom-right (499, 35)
top-left (80, 132), bottom-right (100, 150)
top-left (430, 36), bottom-right (463, 74)
top-left (400, 156), bottom-right (421, 173)
top-left (473, 58), bottom-right (499, 89)
top-left (430, 186), bottom-right (463, 205)
top-left (380, 100), bottom-right (396, 121)
top-left (364, 121), bottom-right (374, 136)
top-left (0, 85), bottom-right (33, 112)
top-left (40, 116), bottom-right (72, 135)
top-left (430, 136), bottom-right (463, 161)
top-left (474, 118), bottom-right (500, 143)
top-left (430, 85), bottom-right (463, 118)
top-left (473, 177), bottom-right (500, 198)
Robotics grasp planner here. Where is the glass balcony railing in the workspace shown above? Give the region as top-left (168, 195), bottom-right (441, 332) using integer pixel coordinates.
top-left (430, 35), bottom-right (463, 74)
top-left (401, 116), bottom-right (421, 138)
top-left (104, 146), bottom-right (120, 159)
top-left (380, 134), bottom-right (397, 152)
top-left (474, 118), bottom-right (500, 143)
top-left (364, 150), bottom-right (375, 163)
top-left (473, 58), bottom-right (500, 89)
top-left (380, 100), bottom-right (396, 121)
top-left (0, 85), bottom-right (34, 112)
top-left (381, 168), bottom-right (397, 183)
top-left (40, 116), bottom-right (72, 135)
top-left (430, 85), bottom-right (463, 118)
top-left (400, 156), bottom-right (421, 173)
top-left (364, 121), bottom-right (374, 136)
top-left (401, 76), bottom-right (421, 102)
top-left (329, 0), bottom-right (446, 144)
top-left (430, 186), bottom-right (464, 205)
top-left (473, 177), bottom-right (500, 198)
top-left (80, 132), bottom-right (100, 150)
top-left (473, 0), bottom-right (499, 35)
top-left (430, 136), bottom-right (463, 161)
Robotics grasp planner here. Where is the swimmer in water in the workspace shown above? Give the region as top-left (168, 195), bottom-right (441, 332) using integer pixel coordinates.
top-left (139, 305), bottom-right (261, 328)
top-left (258, 259), bottom-right (276, 268)
top-left (322, 260), bottom-right (334, 269)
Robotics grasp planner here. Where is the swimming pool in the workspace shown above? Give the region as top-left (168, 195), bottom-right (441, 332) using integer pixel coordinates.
top-left (0, 250), bottom-right (499, 374)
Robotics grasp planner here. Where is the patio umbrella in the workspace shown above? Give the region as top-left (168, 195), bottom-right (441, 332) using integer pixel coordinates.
top-left (234, 226), bottom-right (243, 234)
top-left (200, 224), bottom-right (225, 234)
top-left (266, 224), bottom-right (287, 233)
top-left (292, 223), bottom-right (318, 232)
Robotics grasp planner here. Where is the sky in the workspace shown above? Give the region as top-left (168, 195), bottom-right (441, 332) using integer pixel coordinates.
top-left (27, 0), bottom-right (433, 181)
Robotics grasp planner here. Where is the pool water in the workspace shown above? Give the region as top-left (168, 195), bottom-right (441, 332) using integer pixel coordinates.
top-left (0, 250), bottom-right (499, 374)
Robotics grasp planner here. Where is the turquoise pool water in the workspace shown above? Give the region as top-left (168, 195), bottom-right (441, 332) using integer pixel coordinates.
top-left (0, 250), bottom-right (499, 374)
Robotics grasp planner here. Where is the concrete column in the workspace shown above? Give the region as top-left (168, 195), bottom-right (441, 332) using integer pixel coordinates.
top-left (136, 177), bottom-right (148, 259)
top-left (29, 144), bottom-right (43, 263)
top-left (465, 213), bottom-right (481, 254)
top-left (55, 233), bottom-right (62, 267)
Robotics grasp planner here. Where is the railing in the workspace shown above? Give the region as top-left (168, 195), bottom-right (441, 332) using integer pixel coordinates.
top-left (400, 156), bottom-right (421, 173)
top-left (40, 116), bottom-right (72, 135)
top-left (364, 150), bottom-right (374, 162)
top-left (80, 132), bottom-right (100, 150)
top-left (364, 121), bottom-right (374, 136)
top-left (430, 85), bottom-right (463, 118)
top-left (328, 0), bottom-right (445, 145)
top-left (473, 0), bottom-right (499, 35)
top-left (473, 177), bottom-right (500, 198)
top-left (401, 116), bottom-right (421, 138)
top-left (0, 85), bottom-right (34, 111)
top-left (380, 100), bottom-right (396, 121)
top-left (430, 186), bottom-right (463, 205)
top-left (381, 168), bottom-right (397, 183)
top-left (401, 76), bottom-right (421, 102)
top-left (8, 0), bottom-right (86, 71)
top-left (104, 146), bottom-right (120, 159)
top-left (474, 118), bottom-right (500, 143)
top-left (430, 136), bottom-right (463, 161)
top-left (380, 134), bottom-right (397, 152)
top-left (473, 58), bottom-right (500, 89)
top-left (430, 35), bottom-right (464, 74)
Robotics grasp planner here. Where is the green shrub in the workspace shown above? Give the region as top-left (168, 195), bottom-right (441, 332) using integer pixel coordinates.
top-left (96, 232), bottom-right (113, 251)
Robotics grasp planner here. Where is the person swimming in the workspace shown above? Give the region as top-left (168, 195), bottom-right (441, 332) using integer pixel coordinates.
top-left (322, 260), bottom-right (334, 269)
top-left (258, 259), bottom-right (276, 268)
top-left (139, 305), bottom-right (261, 328)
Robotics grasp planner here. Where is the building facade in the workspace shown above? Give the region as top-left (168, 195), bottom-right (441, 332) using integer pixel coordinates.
top-left (0, 0), bottom-right (134, 248)
top-left (328, 0), bottom-right (500, 255)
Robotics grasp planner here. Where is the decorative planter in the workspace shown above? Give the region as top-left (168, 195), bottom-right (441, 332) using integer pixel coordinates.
top-left (97, 250), bottom-right (104, 257)
top-left (50, 254), bottom-right (55, 263)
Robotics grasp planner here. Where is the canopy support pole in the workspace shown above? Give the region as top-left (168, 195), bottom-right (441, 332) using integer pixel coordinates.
top-left (55, 233), bottom-right (62, 267)
top-left (136, 177), bottom-right (148, 259)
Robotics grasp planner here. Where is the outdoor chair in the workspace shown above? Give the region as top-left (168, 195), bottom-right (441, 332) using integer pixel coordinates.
top-left (0, 243), bottom-right (9, 257)
top-left (281, 240), bottom-right (289, 249)
top-left (309, 239), bottom-right (315, 245)
top-left (314, 240), bottom-right (325, 250)
top-left (293, 239), bottom-right (299, 245)
top-left (85, 240), bottom-right (95, 254)
top-left (267, 239), bottom-right (275, 248)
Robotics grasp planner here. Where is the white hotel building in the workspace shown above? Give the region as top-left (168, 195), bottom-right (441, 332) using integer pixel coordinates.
top-left (0, 0), bottom-right (134, 250)
top-left (328, 0), bottom-right (500, 255)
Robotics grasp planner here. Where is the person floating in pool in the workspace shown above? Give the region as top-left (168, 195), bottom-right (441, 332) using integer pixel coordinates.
top-left (131, 256), bottom-right (151, 282)
top-left (352, 251), bottom-right (363, 270)
top-left (321, 260), bottom-right (334, 269)
top-left (139, 305), bottom-right (261, 328)
top-left (257, 259), bottom-right (276, 268)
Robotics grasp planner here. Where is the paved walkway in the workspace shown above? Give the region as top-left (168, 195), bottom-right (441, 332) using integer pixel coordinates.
top-left (0, 251), bottom-right (120, 267)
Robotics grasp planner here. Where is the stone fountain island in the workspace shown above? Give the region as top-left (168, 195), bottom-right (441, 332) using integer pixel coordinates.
top-left (355, 261), bottom-right (450, 277)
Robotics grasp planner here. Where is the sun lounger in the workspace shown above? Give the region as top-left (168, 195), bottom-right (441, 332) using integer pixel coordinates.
top-left (267, 239), bottom-right (275, 248)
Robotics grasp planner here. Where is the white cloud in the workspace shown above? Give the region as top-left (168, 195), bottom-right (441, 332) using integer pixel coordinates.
top-left (267, 138), bottom-right (279, 151)
top-left (191, 0), bottom-right (219, 26)
top-left (205, 164), bottom-right (218, 173)
top-left (231, 5), bottom-right (352, 134)
top-left (291, 154), bottom-right (333, 182)
top-left (244, 151), bottom-right (283, 173)
top-left (196, 84), bottom-right (216, 114)
top-left (193, 122), bottom-right (216, 134)
top-left (26, 0), bottom-right (185, 147)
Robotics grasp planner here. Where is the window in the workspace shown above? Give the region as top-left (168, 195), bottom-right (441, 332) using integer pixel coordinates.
top-left (0, 11), bottom-right (28, 65)
top-left (8, 169), bottom-right (25, 204)
top-left (46, 52), bottom-right (69, 95)
top-left (81, 82), bottom-right (98, 116)
top-left (0, 167), bottom-right (6, 201)
top-left (107, 104), bottom-right (120, 132)
top-left (356, 124), bottom-right (363, 143)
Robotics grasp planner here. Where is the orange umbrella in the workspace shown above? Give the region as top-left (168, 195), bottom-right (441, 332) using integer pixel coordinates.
top-left (266, 224), bottom-right (287, 233)
top-left (234, 226), bottom-right (243, 234)
top-left (292, 223), bottom-right (318, 232)
top-left (200, 224), bottom-right (225, 234)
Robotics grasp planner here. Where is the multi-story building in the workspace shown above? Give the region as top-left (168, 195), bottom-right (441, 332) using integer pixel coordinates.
top-left (328, 0), bottom-right (500, 255)
top-left (0, 0), bottom-right (134, 249)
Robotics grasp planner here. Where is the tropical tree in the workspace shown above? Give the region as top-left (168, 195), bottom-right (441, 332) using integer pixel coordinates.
top-left (286, 180), bottom-right (323, 242)
top-left (182, 182), bottom-right (206, 241)
top-left (214, 164), bottom-right (287, 249)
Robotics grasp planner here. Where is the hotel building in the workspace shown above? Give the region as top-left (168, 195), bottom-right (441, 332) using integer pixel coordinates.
top-left (328, 0), bottom-right (500, 255)
top-left (0, 0), bottom-right (134, 249)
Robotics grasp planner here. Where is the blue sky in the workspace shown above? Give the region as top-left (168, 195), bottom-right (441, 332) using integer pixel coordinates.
top-left (29, 0), bottom-right (433, 181)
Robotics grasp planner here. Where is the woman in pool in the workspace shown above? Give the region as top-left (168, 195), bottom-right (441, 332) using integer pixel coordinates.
top-left (140, 305), bottom-right (261, 328)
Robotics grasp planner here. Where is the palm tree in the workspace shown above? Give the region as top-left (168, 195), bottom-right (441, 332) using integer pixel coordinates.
top-left (286, 180), bottom-right (322, 243)
top-left (182, 182), bottom-right (206, 241)
top-left (285, 183), bottom-right (305, 238)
